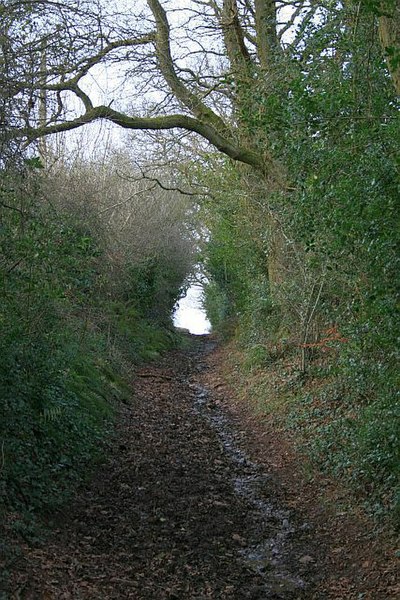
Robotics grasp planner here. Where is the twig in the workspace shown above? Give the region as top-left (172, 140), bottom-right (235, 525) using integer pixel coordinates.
top-left (6, 259), bottom-right (23, 273)
top-left (301, 273), bottom-right (326, 372)
top-left (0, 201), bottom-right (25, 215)
top-left (0, 440), bottom-right (4, 473)
top-left (137, 373), bottom-right (173, 381)
top-left (97, 188), bottom-right (152, 214)
top-left (118, 166), bottom-right (199, 197)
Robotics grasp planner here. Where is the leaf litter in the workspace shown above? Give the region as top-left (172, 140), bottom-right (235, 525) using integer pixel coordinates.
top-left (3, 335), bottom-right (398, 599)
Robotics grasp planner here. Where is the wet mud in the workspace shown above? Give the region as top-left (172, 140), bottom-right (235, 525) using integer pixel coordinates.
top-left (190, 380), bottom-right (308, 596)
top-left (188, 339), bottom-right (317, 599)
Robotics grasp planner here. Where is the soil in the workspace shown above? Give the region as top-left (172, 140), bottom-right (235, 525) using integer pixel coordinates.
top-left (2, 335), bottom-right (399, 599)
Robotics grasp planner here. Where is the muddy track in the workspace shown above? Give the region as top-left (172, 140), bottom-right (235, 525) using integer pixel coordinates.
top-left (5, 336), bottom-right (329, 598)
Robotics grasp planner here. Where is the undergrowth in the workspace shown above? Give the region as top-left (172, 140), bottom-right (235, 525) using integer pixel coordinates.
top-left (199, 3), bottom-right (399, 526)
top-left (221, 340), bottom-right (400, 529)
top-left (0, 164), bottom-right (193, 546)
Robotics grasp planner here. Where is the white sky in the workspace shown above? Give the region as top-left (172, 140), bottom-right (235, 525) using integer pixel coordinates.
top-left (173, 284), bottom-right (211, 335)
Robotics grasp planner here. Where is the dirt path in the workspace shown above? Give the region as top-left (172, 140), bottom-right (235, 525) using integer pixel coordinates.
top-left (5, 335), bottom-right (398, 599)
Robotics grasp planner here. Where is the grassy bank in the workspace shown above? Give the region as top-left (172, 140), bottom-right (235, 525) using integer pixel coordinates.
top-left (0, 160), bottom-right (195, 540)
top-left (216, 335), bottom-right (399, 529)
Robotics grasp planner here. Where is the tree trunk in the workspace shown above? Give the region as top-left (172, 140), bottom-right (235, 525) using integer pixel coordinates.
top-left (379, 1), bottom-right (400, 95)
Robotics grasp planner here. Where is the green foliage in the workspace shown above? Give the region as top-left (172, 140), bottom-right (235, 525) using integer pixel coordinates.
top-left (0, 179), bottom-right (111, 523)
top-left (285, 382), bottom-right (400, 522)
top-left (0, 162), bottom-right (193, 532)
top-left (203, 281), bottom-right (231, 335)
top-left (200, 3), bottom-right (399, 523)
top-left (125, 256), bottom-right (188, 324)
top-left (110, 300), bottom-right (178, 362)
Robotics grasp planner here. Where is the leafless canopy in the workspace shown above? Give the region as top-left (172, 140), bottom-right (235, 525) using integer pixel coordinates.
top-left (2, 1), bottom-right (322, 172)
top-left (4, 1), bottom-right (398, 171)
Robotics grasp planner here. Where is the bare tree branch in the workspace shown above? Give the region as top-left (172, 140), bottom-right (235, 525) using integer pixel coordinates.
top-left (21, 105), bottom-right (267, 172)
top-left (147, 0), bottom-right (228, 134)
top-left (118, 167), bottom-right (199, 197)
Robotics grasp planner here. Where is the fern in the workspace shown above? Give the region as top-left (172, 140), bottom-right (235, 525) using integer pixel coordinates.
top-left (41, 406), bottom-right (64, 422)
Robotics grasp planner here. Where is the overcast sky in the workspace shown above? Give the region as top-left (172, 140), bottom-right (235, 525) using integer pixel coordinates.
top-left (173, 285), bottom-right (211, 335)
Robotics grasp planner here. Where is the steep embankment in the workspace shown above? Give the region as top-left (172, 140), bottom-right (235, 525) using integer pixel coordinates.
top-left (3, 335), bottom-right (398, 599)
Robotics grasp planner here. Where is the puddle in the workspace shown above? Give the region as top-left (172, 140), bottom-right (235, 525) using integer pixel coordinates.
top-left (189, 381), bottom-right (307, 596)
